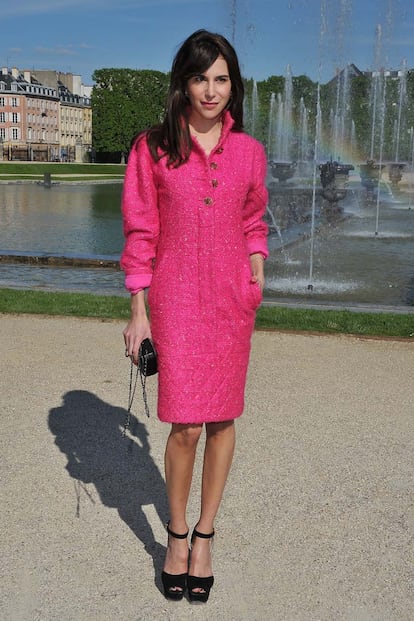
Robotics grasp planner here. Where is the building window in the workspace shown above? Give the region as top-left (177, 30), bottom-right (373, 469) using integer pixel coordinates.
top-left (11, 97), bottom-right (18, 107)
top-left (0, 96), bottom-right (4, 106)
top-left (12, 112), bottom-right (18, 123)
top-left (0, 112), bottom-right (5, 123)
top-left (12, 128), bottom-right (19, 140)
top-left (0, 128), bottom-right (5, 140)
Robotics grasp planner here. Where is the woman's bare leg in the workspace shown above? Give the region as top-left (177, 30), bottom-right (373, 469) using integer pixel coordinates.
top-left (189, 420), bottom-right (236, 578)
top-left (163, 423), bottom-right (203, 575)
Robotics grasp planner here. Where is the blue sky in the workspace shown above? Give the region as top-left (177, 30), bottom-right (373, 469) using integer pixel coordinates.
top-left (1, 0), bottom-right (413, 85)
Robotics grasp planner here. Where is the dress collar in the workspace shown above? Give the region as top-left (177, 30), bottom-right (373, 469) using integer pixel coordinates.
top-left (217, 110), bottom-right (235, 146)
top-left (189, 110), bottom-right (235, 156)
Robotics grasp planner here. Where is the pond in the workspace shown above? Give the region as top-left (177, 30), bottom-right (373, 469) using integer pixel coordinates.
top-left (0, 180), bottom-right (413, 307)
top-left (0, 183), bottom-right (126, 296)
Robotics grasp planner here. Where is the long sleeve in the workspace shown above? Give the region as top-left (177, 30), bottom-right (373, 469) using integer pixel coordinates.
top-left (120, 136), bottom-right (160, 293)
top-left (243, 141), bottom-right (269, 259)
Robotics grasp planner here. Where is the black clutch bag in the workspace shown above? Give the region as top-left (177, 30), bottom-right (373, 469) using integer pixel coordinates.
top-left (138, 338), bottom-right (158, 377)
top-left (123, 339), bottom-right (158, 436)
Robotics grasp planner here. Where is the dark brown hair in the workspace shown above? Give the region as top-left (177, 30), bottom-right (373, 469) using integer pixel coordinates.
top-left (145, 29), bottom-right (244, 167)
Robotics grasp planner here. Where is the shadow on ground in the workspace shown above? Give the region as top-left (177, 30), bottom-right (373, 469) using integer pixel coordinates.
top-left (48, 390), bottom-right (168, 592)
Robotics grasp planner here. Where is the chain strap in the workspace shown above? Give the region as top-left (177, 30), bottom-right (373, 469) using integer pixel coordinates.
top-left (139, 354), bottom-right (151, 419)
top-left (122, 354), bottom-right (150, 439)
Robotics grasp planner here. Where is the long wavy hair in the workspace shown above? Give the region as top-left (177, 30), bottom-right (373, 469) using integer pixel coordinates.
top-left (145, 29), bottom-right (244, 168)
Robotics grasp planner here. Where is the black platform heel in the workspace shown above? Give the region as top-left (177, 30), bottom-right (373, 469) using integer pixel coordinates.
top-left (161, 522), bottom-right (189, 601)
top-left (187, 527), bottom-right (215, 603)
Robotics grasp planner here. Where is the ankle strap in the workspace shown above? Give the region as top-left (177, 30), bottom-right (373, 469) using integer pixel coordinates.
top-left (192, 527), bottom-right (215, 539)
top-left (166, 521), bottom-right (189, 539)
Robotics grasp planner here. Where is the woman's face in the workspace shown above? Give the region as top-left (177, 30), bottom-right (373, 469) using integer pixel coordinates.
top-left (186, 56), bottom-right (232, 125)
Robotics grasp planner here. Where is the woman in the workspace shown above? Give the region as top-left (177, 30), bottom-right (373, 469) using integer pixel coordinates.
top-left (121, 29), bottom-right (268, 603)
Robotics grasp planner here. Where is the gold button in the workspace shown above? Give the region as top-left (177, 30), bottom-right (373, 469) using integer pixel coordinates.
top-left (212, 179), bottom-right (218, 188)
top-left (216, 147), bottom-right (224, 154)
top-left (210, 162), bottom-right (218, 170)
top-left (204, 197), bottom-right (213, 205)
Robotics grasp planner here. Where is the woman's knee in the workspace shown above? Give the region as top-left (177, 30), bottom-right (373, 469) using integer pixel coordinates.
top-left (205, 419), bottom-right (235, 439)
top-left (170, 423), bottom-right (203, 448)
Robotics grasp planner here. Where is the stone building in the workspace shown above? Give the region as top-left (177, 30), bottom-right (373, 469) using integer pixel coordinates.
top-left (33, 71), bottom-right (92, 162)
top-left (0, 67), bottom-right (92, 162)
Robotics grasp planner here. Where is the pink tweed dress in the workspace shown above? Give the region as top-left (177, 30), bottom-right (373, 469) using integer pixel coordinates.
top-left (120, 111), bottom-right (268, 424)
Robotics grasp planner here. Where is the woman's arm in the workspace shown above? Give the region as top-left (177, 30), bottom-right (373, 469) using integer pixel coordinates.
top-left (243, 141), bottom-right (268, 292)
top-left (249, 252), bottom-right (265, 291)
top-left (123, 290), bottom-right (152, 363)
top-left (120, 136), bottom-right (160, 293)
top-left (120, 136), bottom-right (159, 361)
top-left (243, 141), bottom-right (269, 261)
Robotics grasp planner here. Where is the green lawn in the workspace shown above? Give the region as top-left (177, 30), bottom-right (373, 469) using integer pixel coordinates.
top-left (0, 175), bottom-right (123, 182)
top-left (0, 162), bottom-right (126, 176)
top-left (1, 162), bottom-right (412, 339)
top-left (0, 288), bottom-right (412, 339)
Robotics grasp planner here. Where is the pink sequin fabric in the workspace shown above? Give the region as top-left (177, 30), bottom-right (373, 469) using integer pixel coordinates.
top-left (121, 111), bottom-right (268, 424)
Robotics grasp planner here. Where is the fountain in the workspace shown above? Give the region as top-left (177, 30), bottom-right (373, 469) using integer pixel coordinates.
top-left (359, 159), bottom-right (386, 199)
top-left (269, 160), bottom-right (297, 183)
top-left (0, 0), bottom-right (413, 309)
top-left (387, 59), bottom-right (408, 187)
top-left (319, 160), bottom-right (354, 212)
top-left (388, 162), bottom-right (406, 187)
top-left (298, 97), bottom-right (310, 172)
top-left (258, 3), bottom-right (414, 308)
top-left (267, 66), bottom-right (297, 184)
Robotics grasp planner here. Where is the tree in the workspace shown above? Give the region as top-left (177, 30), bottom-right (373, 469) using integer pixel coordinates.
top-left (348, 76), bottom-right (371, 159)
top-left (246, 75), bottom-right (318, 157)
top-left (91, 68), bottom-right (169, 160)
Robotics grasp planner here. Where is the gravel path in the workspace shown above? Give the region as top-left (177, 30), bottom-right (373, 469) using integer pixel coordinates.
top-left (1, 315), bottom-right (413, 621)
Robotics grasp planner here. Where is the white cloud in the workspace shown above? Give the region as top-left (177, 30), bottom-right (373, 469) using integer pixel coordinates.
top-left (3, 0), bottom-right (209, 18)
top-left (3, 1), bottom-right (89, 17)
top-left (34, 45), bottom-right (78, 56)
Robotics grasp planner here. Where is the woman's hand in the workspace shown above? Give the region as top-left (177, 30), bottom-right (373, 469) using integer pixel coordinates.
top-left (123, 290), bottom-right (152, 364)
top-left (249, 253), bottom-right (265, 292)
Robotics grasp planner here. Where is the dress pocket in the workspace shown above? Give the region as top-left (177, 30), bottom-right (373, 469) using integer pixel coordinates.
top-left (240, 262), bottom-right (263, 311)
top-left (248, 279), bottom-right (263, 309)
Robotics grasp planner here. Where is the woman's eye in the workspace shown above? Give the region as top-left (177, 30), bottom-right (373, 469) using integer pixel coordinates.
top-left (194, 76), bottom-right (205, 83)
